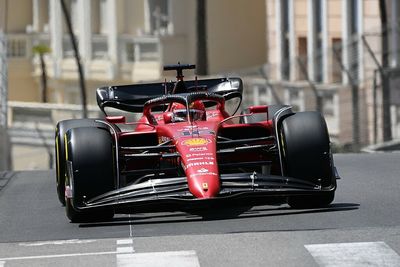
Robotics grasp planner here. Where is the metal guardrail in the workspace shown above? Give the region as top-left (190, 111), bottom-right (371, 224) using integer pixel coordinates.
top-left (7, 101), bottom-right (102, 129)
top-left (7, 101), bottom-right (103, 170)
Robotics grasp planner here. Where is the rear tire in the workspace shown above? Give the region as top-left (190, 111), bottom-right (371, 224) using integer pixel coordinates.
top-left (55, 119), bottom-right (104, 206)
top-left (65, 127), bottom-right (115, 222)
top-left (280, 112), bottom-right (335, 208)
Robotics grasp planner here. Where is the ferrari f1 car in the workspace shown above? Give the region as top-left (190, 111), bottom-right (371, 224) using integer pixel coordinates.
top-left (55, 63), bottom-right (339, 222)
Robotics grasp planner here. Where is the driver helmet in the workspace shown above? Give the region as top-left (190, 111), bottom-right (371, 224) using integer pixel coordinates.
top-left (171, 101), bottom-right (206, 122)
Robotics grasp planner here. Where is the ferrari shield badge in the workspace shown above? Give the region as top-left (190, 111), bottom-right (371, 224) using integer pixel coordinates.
top-left (202, 182), bottom-right (209, 191)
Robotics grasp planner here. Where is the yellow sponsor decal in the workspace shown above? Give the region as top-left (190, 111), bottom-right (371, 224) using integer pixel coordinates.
top-left (64, 134), bottom-right (69, 161)
top-left (55, 135), bottom-right (60, 178)
top-left (182, 138), bottom-right (210, 146)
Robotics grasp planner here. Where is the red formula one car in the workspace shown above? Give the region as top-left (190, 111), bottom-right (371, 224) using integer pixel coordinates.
top-left (55, 64), bottom-right (339, 222)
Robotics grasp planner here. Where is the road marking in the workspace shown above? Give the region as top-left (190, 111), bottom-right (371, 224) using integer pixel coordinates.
top-left (305, 241), bottom-right (400, 267)
top-left (0, 261), bottom-right (5, 267)
top-left (116, 250), bottom-right (201, 267)
top-left (116, 238), bottom-right (135, 254)
top-left (19, 239), bottom-right (97, 247)
top-left (128, 214), bottom-right (134, 238)
top-left (117, 239), bottom-right (133, 245)
top-left (117, 246), bottom-right (134, 253)
top-left (0, 251), bottom-right (123, 261)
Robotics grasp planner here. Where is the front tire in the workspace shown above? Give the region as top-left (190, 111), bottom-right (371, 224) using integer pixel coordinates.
top-left (280, 112), bottom-right (335, 208)
top-left (65, 127), bottom-right (115, 222)
top-left (55, 119), bottom-right (104, 206)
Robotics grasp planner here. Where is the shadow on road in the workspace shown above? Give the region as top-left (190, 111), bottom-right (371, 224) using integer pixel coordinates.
top-left (78, 203), bottom-right (359, 228)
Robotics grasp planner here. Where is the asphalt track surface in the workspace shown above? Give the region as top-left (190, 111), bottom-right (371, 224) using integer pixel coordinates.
top-left (0, 153), bottom-right (400, 266)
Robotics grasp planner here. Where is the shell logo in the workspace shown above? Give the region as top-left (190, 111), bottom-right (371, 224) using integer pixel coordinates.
top-left (182, 138), bottom-right (210, 146)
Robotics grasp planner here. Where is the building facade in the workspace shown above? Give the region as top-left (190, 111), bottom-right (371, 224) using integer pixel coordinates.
top-left (3, 0), bottom-right (267, 170)
top-left (4, 0), bottom-right (400, 170)
top-left (6, 0), bottom-right (266, 106)
top-left (260, 0), bottom-right (400, 147)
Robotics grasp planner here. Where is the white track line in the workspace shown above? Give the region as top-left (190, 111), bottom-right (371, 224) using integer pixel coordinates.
top-left (128, 214), bottom-right (134, 239)
top-left (305, 241), bottom-right (400, 267)
top-left (0, 251), bottom-right (122, 261)
top-left (18, 239), bottom-right (96, 247)
top-left (117, 239), bottom-right (133, 245)
top-left (117, 250), bottom-right (200, 267)
top-left (117, 246), bottom-right (134, 253)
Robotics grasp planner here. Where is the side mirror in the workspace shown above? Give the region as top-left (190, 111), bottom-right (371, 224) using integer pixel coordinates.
top-left (106, 116), bottom-right (126, 124)
top-left (248, 106), bottom-right (268, 113)
top-left (163, 112), bottom-right (173, 123)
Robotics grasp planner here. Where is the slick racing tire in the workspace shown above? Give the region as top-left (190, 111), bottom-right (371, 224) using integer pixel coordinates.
top-left (280, 112), bottom-right (335, 208)
top-left (55, 119), bottom-right (104, 206)
top-left (64, 127), bottom-right (115, 223)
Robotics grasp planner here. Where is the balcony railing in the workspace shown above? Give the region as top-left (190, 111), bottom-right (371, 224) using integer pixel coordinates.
top-left (62, 35), bottom-right (75, 58)
top-left (7, 34), bottom-right (30, 58)
top-left (92, 34), bottom-right (108, 60)
top-left (7, 33), bottom-right (51, 59)
top-left (120, 35), bottom-right (160, 63)
top-left (7, 33), bottom-right (162, 62)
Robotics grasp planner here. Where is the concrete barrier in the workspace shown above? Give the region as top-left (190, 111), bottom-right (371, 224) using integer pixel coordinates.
top-left (0, 127), bottom-right (11, 171)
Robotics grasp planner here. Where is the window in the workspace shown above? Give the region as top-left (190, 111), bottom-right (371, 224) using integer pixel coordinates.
top-left (91, 0), bottom-right (109, 35)
top-left (125, 43), bottom-right (135, 62)
top-left (70, 0), bottom-right (79, 33)
top-left (62, 0), bottom-right (79, 58)
top-left (99, 0), bottom-right (109, 35)
top-left (348, 0), bottom-right (359, 83)
top-left (350, 0), bottom-right (358, 34)
top-left (63, 36), bottom-right (77, 58)
top-left (7, 38), bottom-right (27, 58)
top-left (298, 37), bottom-right (308, 80)
top-left (148, 0), bottom-right (170, 35)
top-left (332, 38), bottom-right (343, 83)
top-left (314, 0), bottom-right (323, 82)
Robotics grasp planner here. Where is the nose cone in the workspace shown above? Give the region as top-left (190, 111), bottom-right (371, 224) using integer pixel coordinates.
top-left (187, 173), bottom-right (220, 198)
top-left (177, 136), bottom-right (220, 199)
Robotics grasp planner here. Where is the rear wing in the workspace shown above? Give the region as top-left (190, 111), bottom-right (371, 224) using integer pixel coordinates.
top-left (96, 77), bottom-right (243, 114)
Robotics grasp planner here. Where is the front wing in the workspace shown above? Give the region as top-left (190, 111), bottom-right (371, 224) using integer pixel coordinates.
top-left (74, 171), bottom-right (338, 213)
